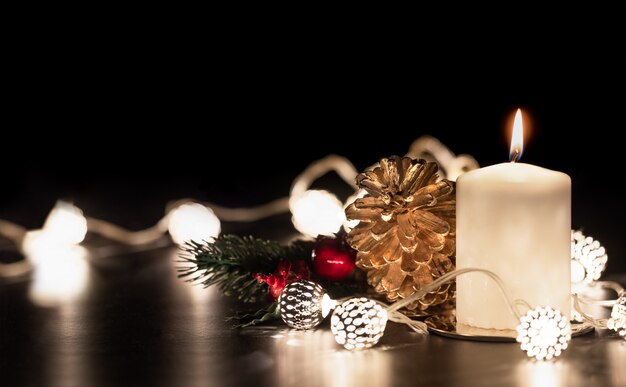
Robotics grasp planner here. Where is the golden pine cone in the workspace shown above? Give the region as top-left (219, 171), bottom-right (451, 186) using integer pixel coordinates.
top-left (345, 156), bottom-right (456, 311)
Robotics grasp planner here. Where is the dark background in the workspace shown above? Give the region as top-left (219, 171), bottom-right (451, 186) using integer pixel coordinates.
top-left (1, 33), bottom-right (624, 274)
top-left (2, 13), bottom-right (626, 387)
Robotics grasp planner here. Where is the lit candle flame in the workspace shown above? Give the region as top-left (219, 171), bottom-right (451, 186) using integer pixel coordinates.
top-left (510, 108), bottom-right (524, 162)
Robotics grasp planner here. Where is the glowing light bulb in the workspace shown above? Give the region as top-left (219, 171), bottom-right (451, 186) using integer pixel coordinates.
top-left (168, 203), bottom-right (221, 245)
top-left (607, 293), bottom-right (626, 339)
top-left (570, 260), bottom-right (586, 284)
top-left (289, 190), bottom-right (344, 238)
top-left (331, 297), bottom-right (388, 350)
top-left (22, 201), bottom-right (88, 262)
top-left (516, 306), bottom-right (571, 360)
top-left (278, 279), bottom-right (335, 330)
top-left (571, 230), bottom-right (608, 286)
top-left (43, 201), bottom-right (87, 245)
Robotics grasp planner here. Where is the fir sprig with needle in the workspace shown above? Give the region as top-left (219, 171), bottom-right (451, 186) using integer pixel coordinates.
top-left (178, 235), bottom-right (314, 303)
top-left (178, 234), bottom-right (365, 327)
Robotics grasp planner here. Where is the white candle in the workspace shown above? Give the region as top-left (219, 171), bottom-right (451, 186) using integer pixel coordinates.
top-left (456, 110), bottom-right (571, 330)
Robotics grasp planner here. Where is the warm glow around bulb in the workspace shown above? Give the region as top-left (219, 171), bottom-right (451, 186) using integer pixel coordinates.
top-left (168, 203), bottom-right (221, 245)
top-left (43, 201), bottom-right (88, 245)
top-left (510, 108), bottom-right (524, 162)
top-left (28, 244), bottom-right (88, 306)
top-left (343, 189), bottom-right (366, 232)
top-left (570, 260), bottom-right (586, 284)
top-left (22, 201), bottom-right (88, 261)
top-left (289, 190), bottom-right (344, 238)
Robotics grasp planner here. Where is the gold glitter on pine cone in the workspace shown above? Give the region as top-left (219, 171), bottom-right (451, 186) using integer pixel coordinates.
top-left (345, 156), bottom-right (456, 311)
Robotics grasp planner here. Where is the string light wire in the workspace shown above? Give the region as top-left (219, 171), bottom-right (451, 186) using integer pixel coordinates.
top-left (0, 136), bottom-right (477, 279)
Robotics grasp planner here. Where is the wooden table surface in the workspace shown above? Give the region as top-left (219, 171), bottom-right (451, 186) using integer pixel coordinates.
top-left (1, 245), bottom-right (625, 387)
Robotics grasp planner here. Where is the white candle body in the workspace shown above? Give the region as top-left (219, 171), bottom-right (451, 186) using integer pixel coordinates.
top-left (456, 163), bottom-right (571, 330)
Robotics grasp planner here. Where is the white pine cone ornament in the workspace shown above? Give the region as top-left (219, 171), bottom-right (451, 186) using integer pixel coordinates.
top-left (345, 156), bottom-right (456, 311)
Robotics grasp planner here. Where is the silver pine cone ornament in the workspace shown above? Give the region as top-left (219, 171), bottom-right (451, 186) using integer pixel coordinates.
top-left (345, 156), bottom-right (456, 311)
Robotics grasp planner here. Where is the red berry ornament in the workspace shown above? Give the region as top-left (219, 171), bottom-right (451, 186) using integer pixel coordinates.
top-left (254, 259), bottom-right (310, 300)
top-left (313, 236), bottom-right (356, 281)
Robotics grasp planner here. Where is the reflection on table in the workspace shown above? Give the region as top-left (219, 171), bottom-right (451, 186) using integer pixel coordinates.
top-left (1, 246), bottom-right (625, 387)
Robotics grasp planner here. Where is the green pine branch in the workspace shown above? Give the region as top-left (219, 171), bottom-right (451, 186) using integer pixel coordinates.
top-left (177, 235), bottom-right (315, 303)
top-left (227, 302), bottom-right (281, 328)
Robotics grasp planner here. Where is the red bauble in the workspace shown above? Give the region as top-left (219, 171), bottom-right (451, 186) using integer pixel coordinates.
top-left (312, 236), bottom-right (357, 281)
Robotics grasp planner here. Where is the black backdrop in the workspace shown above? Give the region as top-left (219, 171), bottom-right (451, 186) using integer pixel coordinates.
top-left (2, 38), bottom-right (624, 274)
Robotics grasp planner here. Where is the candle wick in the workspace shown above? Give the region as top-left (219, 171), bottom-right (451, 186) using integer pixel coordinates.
top-left (509, 149), bottom-right (521, 163)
